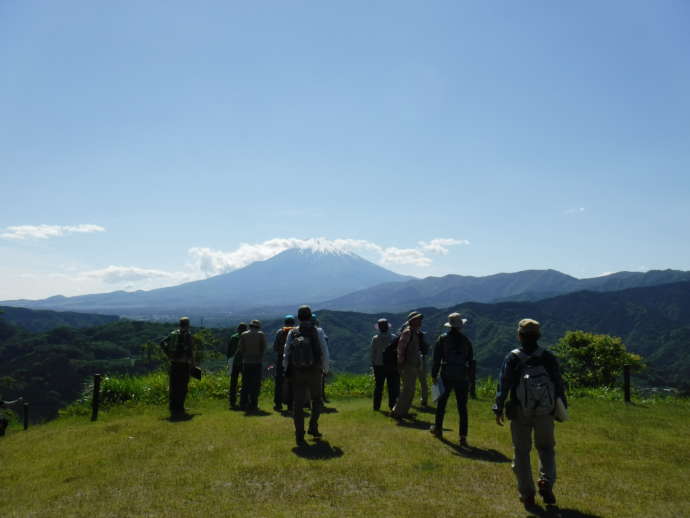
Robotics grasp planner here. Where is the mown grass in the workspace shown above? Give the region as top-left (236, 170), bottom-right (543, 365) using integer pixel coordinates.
top-left (2, 377), bottom-right (690, 518)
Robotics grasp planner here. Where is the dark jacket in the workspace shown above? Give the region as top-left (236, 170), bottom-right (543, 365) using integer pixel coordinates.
top-left (431, 329), bottom-right (474, 380)
top-left (227, 332), bottom-right (241, 359)
top-left (493, 344), bottom-right (567, 415)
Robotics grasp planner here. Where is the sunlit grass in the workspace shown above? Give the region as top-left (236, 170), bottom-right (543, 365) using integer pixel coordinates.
top-left (3, 385), bottom-right (690, 518)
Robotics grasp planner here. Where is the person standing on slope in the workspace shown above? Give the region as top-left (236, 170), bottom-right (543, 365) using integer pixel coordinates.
top-left (160, 317), bottom-right (196, 419)
top-left (494, 318), bottom-right (568, 511)
top-left (391, 311), bottom-right (424, 419)
top-left (227, 322), bottom-right (248, 410)
top-left (370, 318), bottom-right (399, 411)
top-left (283, 305), bottom-right (329, 446)
top-left (237, 320), bottom-right (267, 413)
top-left (430, 312), bottom-right (474, 446)
top-left (273, 315), bottom-right (295, 412)
top-left (312, 313), bottom-right (331, 404)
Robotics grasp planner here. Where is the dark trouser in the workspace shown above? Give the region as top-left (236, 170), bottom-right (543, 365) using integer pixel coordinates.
top-left (169, 362), bottom-right (190, 415)
top-left (435, 378), bottom-right (469, 437)
top-left (0, 416), bottom-right (8, 436)
top-left (240, 363), bottom-right (262, 410)
top-left (292, 367), bottom-right (322, 434)
top-left (274, 360), bottom-right (285, 408)
top-left (228, 358), bottom-right (242, 407)
top-left (373, 365), bottom-right (400, 410)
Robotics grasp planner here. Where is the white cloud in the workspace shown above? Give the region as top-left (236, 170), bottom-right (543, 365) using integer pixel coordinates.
top-left (188, 236), bottom-right (468, 276)
top-left (81, 265), bottom-right (184, 285)
top-left (1, 224), bottom-right (106, 240)
top-left (418, 238), bottom-right (470, 255)
top-left (564, 207), bottom-right (585, 215)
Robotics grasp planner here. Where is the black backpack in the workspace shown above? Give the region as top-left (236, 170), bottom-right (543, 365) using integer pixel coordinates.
top-left (382, 334), bottom-right (400, 367)
top-left (440, 332), bottom-right (470, 380)
top-left (289, 325), bottom-right (322, 369)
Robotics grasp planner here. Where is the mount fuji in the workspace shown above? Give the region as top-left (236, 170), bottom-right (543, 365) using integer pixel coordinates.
top-left (2, 249), bottom-right (412, 318)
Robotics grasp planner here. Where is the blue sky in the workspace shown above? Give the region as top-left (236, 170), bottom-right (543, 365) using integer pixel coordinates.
top-left (2, 1), bottom-right (689, 299)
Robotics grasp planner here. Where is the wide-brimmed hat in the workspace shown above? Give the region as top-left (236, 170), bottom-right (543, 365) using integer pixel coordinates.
top-left (444, 312), bottom-right (468, 329)
top-left (249, 319), bottom-right (261, 329)
top-left (406, 311), bottom-right (423, 324)
top-left (518, 318), bottom-right (540, 335)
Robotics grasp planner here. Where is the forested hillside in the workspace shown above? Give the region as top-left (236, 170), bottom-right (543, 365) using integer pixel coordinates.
top-left (2, 280), bottom-right (690, 419)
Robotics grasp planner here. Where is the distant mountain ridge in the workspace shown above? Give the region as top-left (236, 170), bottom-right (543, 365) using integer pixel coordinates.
top-left (321, 269), bottom-right (690, 312)
top-left (2, 248), bottom-right (411, 317)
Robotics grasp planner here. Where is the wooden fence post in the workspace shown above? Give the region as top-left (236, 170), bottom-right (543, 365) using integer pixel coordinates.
top-left (623, 364), bottom-right (631, 403)
top-left (91, 374), bottom-right (102, 421)
top-left (23, 402), bottom-right (29, 430)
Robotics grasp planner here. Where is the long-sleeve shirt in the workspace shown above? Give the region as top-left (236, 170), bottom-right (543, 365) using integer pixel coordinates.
top-left (370, 332), bottom-right (392, 366)
top-left (282, 323), bottom-right (330, 373)
top-left (431, 329), bottom-right (474, 379)
top-left (160, 329), bottom-right (194, 364)
top-left (493, 343), bottom-right (567, 414)
top-left (237, 329), bottom-right (267, 365)
top-left (397, 327), bottom-right (421, 367)
top-left (227, 332), bottom-right (241, 359)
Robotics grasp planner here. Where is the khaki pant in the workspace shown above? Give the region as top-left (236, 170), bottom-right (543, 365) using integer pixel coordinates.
top-left (393, 364), bottom-right (417, 417)
top-left (510, 409), bottom-right (556, 497)
top-left (417, 356), bottom-right (429, 404)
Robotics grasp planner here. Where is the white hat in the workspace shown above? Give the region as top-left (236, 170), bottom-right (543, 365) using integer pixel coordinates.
top-left (444, 312), bottom-right (468, 329)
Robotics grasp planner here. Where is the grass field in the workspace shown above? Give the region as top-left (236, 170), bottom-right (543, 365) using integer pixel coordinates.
top-left (2, 386), bottom-right (690, 518)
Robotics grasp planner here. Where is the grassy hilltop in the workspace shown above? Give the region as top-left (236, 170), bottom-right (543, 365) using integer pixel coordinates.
top-left (2, 378), bottom-right (690, 518)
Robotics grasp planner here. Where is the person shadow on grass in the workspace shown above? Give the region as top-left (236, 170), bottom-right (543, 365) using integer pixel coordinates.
top-left (523, 505), bottom-right (604, 518)
top-left (291, 439), bottom-right (344, 460)
top-left (439, 436), bottom-right (510, 463)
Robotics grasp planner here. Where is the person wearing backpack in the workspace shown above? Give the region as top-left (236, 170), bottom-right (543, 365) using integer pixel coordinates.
top-left (370, 318), bottom-right (399, 411)
top-left (227, 322), bottom-right (248, 410)
top-left (160, 317), bottom-right (197, 419)
top-left (429, 313), bottom-right (474, 446)
top-left (312, 314), bottom-right (331, 404)
top-left (283, 305), bottom-right (330, 446)
top-left (390, 311), bottom-right (424, 420)
top-left (493, 319), bottom-right (568, 510)
top-left (273, 315), bottom-right (295, 412)
top-left (237, 320), bottom-right (267, 413)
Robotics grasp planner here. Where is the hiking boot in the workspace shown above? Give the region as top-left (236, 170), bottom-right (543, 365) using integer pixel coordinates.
top-left (520, 493), bottom-right (537, 510)
top-left (307, 425), bottom-right (322, 438)
top-left (295, 432), bottom-right (308, 447)
top-left (538, 480), bottom-right (557, 505)
top-left (273, 404), bottom-right (282, 412)
top-left (429, 425), bottom-right (442, 439)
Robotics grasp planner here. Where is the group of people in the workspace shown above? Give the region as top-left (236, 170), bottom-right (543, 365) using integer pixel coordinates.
top-left (160, 308), bottom-right (567, 510)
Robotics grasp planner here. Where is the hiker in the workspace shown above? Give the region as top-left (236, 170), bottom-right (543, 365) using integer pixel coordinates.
top-left (417, 329), bottom-right (430, 408)
top-left (283, 305), bottom-right (330, 446)
top-left (429, 312), bottom-right (474, 446)
top-left (390, 311), bottom-right (424, 419)
top-left (273, 315), bottom-right (295, 412)
top-left (160, 317), bottom-right (196, 419)
top-left (493, 319), bottom-right (568, 509)
top-left (237, 320), bottom-right (267, 412)
top-left (228, 322), bottom-right (248, 410)
top-left (0, 397), bottom-right (23, 437)
top-left (370, 318), bottom-right (400, 411)
top-left (313, 314), bottom-right (331, 404)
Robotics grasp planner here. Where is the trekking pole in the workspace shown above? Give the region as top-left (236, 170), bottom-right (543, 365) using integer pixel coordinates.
top-left (623, 364), bottom-right (631, 403)
top-left (23, 402), bottom-right (29, 430)
top-left (91, 373), bottom-right (102, 421)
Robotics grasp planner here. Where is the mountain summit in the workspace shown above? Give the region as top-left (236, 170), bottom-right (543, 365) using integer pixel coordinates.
top-left (3, 248), bottom-right (411, 316)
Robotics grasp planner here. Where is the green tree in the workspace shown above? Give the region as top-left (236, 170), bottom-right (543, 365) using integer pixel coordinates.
top-left (553, 330), bottom-right (645, 387)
